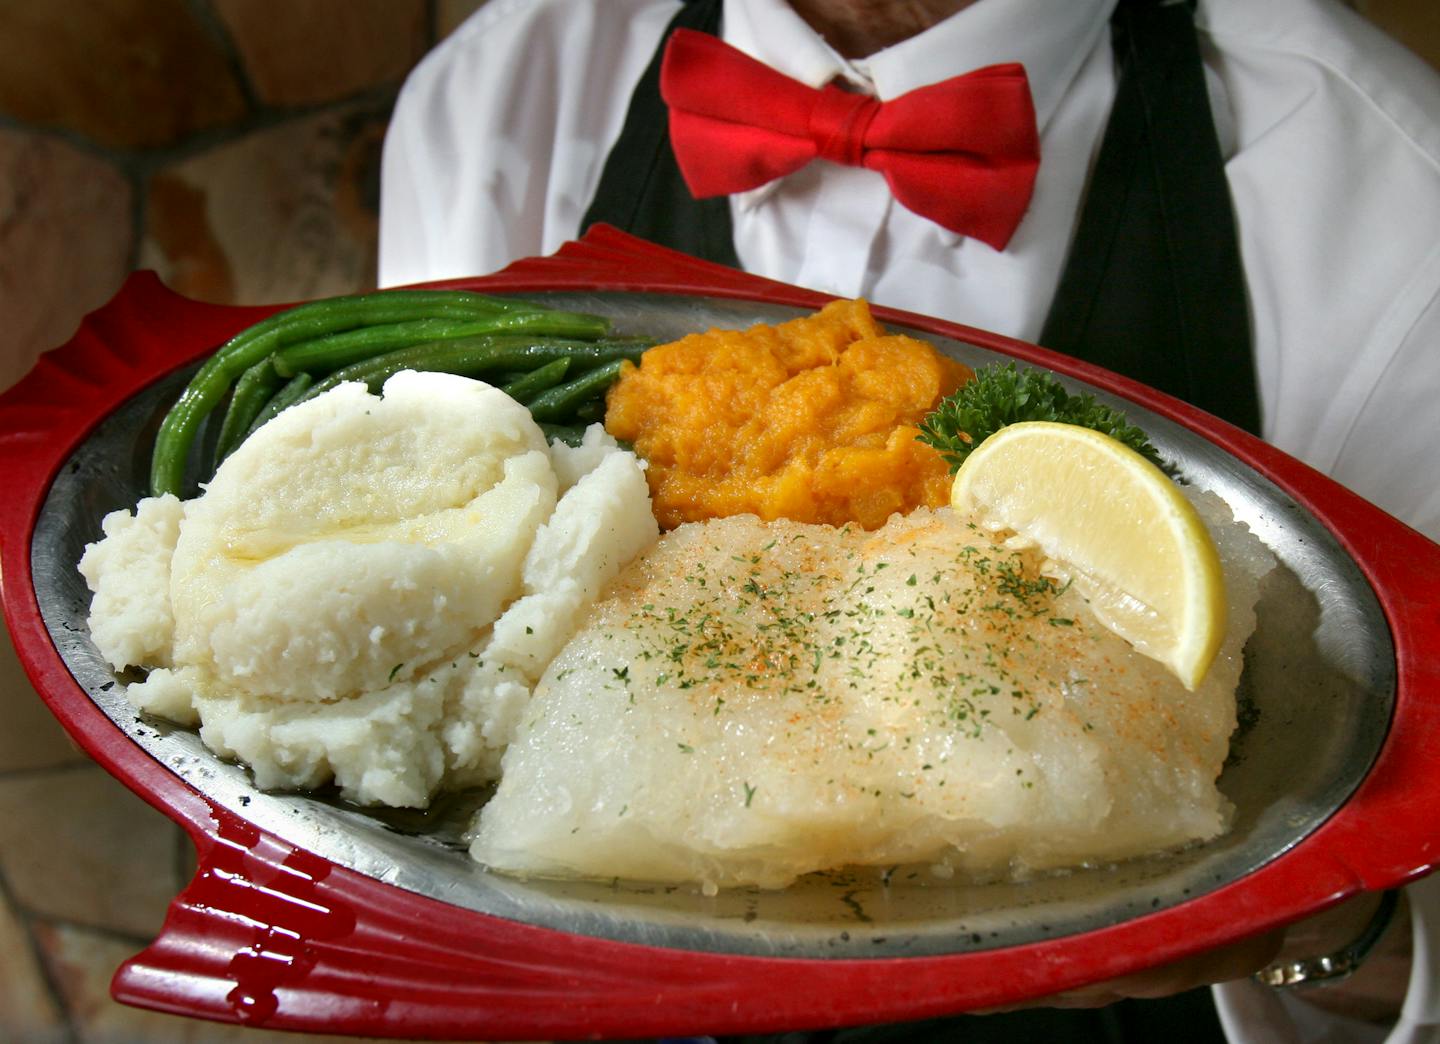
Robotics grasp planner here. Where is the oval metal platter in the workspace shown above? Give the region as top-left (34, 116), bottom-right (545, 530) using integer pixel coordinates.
top-left (3, 227), bottom-right (1438, 1039)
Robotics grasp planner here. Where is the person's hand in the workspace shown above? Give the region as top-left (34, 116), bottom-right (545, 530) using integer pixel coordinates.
top-left (1270, 889), bottom-right (1413, 1024)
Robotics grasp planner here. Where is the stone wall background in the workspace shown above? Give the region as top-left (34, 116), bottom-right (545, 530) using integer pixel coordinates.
top-left (0, 0), bottom-right (1437, 398)
top-left (0, 0), bottom-right (487, 397)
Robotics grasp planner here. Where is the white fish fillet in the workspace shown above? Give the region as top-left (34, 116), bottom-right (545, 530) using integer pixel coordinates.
top-left (473, 499), bottom-right (1272, 890)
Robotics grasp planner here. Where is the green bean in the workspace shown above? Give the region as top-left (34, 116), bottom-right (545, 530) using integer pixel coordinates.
top-left (148, 290), bottom-right (604, 498)
top-left (271, 311), bottom-right (614, 378)
top-left (525, 359), bottom-right (627, 423)
top-left (487, 308), bottom-right (614, 340)
top-left (209, 292), bottom-right (545, 392)
top-left (240, 373), bottom-right (314, 444)
top-left (572, 398), bottom-right (607, 423)
top-left (563, 337), bottom-right (654, 368)
top-left (214, 291), bottom-right (541, 374)
top-left (212, 356), bottom-right (282, 466)
top-left (501, 358), bottom-right (571, 403)
top-left (538, 423), bottom-right (587, 447)
top-left (292, 337), bottom-right (583, 406)
top-left (270, 318), bottom-right (498, 378)
top-left (290, 336), bottom-right (649, 408)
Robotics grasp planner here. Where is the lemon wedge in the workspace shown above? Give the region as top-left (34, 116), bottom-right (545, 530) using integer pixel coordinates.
top-left (950, 421), bottom-right (1225, 690)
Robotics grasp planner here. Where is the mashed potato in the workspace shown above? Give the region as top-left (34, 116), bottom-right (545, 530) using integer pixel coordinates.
top-left (472, 494), bottom-right (1273, 889)
top-left (79, 372), bottom-right (658, 806)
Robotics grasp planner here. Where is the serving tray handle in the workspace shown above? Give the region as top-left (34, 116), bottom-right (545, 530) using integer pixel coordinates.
top-left (113, 805), bottom-right (968, 1039)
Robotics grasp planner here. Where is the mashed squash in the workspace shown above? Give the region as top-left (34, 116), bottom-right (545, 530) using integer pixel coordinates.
top-left (605, 299), bottom-right (972, 530)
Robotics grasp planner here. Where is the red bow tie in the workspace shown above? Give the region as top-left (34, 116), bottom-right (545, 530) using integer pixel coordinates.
top-left (660, 28), bottom-right (1041, 251)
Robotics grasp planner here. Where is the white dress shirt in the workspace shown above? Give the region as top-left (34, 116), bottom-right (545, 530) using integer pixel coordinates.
top-left (379, 2), bottom-right (1440, 1038)
top-left (380, 0), bottom-right (1440, 544)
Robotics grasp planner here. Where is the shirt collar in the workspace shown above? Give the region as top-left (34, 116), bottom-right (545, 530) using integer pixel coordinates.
top-left (722, 0), bottom-right (1118, 211)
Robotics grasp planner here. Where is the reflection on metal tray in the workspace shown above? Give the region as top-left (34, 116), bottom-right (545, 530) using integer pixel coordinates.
top-left (32, 292), bottom-right (1394, 960)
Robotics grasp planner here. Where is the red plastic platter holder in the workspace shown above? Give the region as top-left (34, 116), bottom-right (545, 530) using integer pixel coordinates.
top-left (2, 226), bottom-right (1438, 1039)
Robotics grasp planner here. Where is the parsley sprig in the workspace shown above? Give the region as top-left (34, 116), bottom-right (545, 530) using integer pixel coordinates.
top-left (917, 363), bottom-right (1164, 472)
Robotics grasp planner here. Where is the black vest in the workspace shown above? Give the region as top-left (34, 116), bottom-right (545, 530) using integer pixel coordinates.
top-left (581, 0), bottom-right (1260, 434)
top-left (579, 3), bottom-right (1253, 1040)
